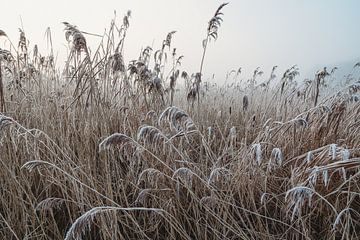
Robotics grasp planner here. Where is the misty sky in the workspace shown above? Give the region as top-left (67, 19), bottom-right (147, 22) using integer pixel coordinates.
top-left (1, 0), bottom-right (359, 80)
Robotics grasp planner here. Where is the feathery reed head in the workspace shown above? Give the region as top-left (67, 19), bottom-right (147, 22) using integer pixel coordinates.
top-left (99, 133), bottom-right (134, 151)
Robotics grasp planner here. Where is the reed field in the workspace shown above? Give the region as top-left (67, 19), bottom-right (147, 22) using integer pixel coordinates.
top-left (1, 4), bottom-right (360, 240)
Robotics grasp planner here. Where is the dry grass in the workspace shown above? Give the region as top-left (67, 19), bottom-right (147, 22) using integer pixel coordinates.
top-left (1, 4), bottom-right (360, 240)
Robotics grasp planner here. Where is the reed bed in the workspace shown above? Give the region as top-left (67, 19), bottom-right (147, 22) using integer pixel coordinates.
top-left (0, 4), bottom-right (360, 240)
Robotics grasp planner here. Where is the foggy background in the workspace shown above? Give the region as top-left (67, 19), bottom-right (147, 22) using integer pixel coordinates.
top-left (1, 0), bottom-right (359, 81)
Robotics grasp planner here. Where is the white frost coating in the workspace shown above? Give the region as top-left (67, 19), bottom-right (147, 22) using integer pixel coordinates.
top-left (341, 149), bottom-right (350, 161)
top-left (306, 151), bottom-right (313, 163)
top-left (329, 144), bottom-right (337, 160)
top-left (252, 143), bottom-right (262, 165)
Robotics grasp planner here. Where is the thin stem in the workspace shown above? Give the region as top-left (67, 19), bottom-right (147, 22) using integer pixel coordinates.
top-left (197, 36), bottom-right (209, 118)
top-left (0, 60), bottom-right (5, 112)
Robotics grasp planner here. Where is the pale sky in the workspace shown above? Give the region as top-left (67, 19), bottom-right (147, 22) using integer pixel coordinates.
top-left (1, 0), bottom-right (359, 80)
